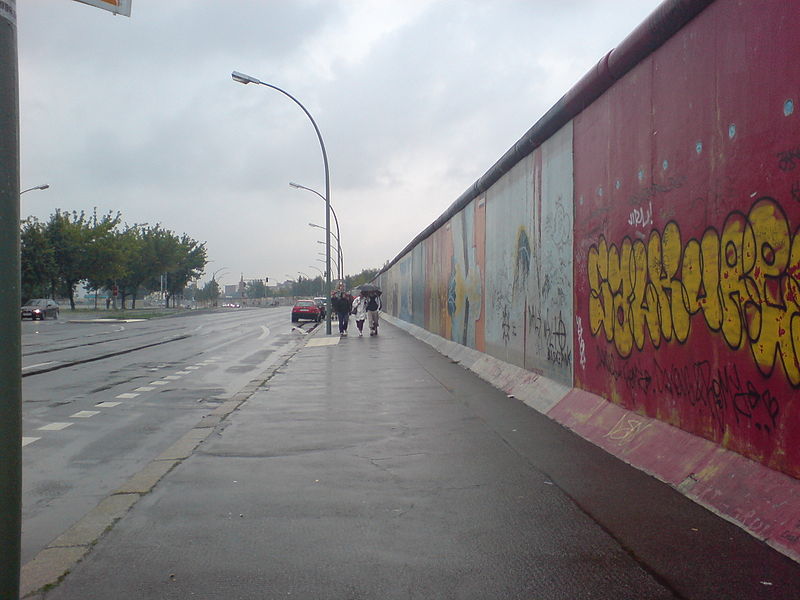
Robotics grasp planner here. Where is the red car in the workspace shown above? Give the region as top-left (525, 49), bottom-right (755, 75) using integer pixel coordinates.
top-left (291, 299), bottom-right (321, 323)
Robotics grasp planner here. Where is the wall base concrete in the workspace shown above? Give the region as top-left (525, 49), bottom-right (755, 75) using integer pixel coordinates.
top-left (383, 313), bottom-right (800, 564)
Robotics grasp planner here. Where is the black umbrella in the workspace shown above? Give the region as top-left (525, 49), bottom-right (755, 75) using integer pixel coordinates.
top-left (358, 283), bottom-right (382, 294)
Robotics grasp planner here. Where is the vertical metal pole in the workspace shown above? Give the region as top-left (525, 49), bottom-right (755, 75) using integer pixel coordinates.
top-left (0, 2), bottom-right (21, 597)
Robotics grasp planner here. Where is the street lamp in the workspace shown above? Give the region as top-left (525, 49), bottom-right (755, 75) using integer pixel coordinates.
top-left (308, 265), bottom-right (325, 294)
top-left (292, 181), bottom-right (342, 280)
top-left (232, 70), bottom-right (333, 335)
top-left (317, 240), bottom-right (342, 280)
top-left (20, 184), bottom-right (49, 195)
top-left (309, 222), bottom-right (341, 280)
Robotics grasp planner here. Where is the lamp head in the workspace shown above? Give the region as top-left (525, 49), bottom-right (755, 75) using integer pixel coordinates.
top-left (231, 71), bottom-right (260, 85)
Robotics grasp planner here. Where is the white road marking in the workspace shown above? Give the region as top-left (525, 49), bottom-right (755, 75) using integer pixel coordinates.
top-left (186, 366), bottom-right (200, 370)
top-left (22, 437), bottom-right (40, 447)
top-left (259, 326), bottom-right (271, 340)
top-left (70, 411), bottom-right (100, 418)
top-left (115, 392), bottom-right (139, 399)
top-left (306, 338), bottom-right (340, 347)
top-left (175, 371), bottom-right (191, 375)
top-left (96, 401), bottom-right (122, 408)
top-left (22, 361), bottom-right (56, 371)
top-left (135, 386), bottom-right (155, 392)
top-left (38, 422), bottom-right (72, 431)
top-left (164, 375), bottom-right (182, 380)
top-left (150, 381), bottom-right (169, 386)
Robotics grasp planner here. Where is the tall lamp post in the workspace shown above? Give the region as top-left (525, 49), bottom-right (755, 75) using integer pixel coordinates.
top-left (232, 71), bottom-right (333, 335)
top-left (291, 181), bottom-right (342, 282)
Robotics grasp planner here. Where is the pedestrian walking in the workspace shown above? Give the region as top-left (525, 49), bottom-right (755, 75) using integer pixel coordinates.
top-left (331, 284), bottom-right (353, 336)
top-left (351, 292), bottom-right (367, 336)
top-left (366, 292), bottom-right (381, 336)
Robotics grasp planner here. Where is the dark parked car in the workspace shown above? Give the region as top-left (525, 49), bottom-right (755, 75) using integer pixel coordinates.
top-left (21, 298), bottom-right (59, 320)
top-left (291, 299), bottom-right (321, 323)
top-left (313, 296), bottom-right (327, 319)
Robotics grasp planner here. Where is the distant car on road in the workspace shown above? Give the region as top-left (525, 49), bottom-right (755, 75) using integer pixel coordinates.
top-left (313, 297), bottom-right (327, 319)
top-left (292, 299), bottom-right (321, 323)
top-left (21, 298), bottom-right (59, 320)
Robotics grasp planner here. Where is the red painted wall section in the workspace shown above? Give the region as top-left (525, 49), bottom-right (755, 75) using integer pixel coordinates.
top-left (574, 1), bottom-right (800, 478)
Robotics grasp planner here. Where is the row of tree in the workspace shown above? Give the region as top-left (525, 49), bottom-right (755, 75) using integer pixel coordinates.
top-left (21, 209), bottom-right (207, 309)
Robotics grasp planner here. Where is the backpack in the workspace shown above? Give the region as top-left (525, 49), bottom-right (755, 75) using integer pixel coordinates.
top-left (366, 296), bottom-right (379, 311)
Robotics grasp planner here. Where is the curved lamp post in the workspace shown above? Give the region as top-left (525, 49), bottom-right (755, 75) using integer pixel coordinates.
top-left (292, 181), bottom-right (342, 281)
top-left (309, 222), bottom-right (341, 280)
top-left (308, 265), bottom-right (325, 294)
top-left (232, 70), bottom-right (333, 335)
top-left (20, 184), bottom-right (49, 195)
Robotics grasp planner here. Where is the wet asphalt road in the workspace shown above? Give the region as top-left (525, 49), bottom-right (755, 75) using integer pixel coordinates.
top-left (36, 319), bottom-right (800, 599)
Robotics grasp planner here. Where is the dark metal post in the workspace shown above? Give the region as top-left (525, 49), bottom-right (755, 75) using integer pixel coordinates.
top-left (0, 2), bottom-right (21, 597)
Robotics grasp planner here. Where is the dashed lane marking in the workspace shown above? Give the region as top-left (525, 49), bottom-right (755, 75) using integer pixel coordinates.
top-left (38, 423), bottom-right (72, 431)
top-left (135, 386), bottom-right (155, 392)
top-left (70, 411), bottom-right (100, 418)
top-left (22, 437), bottom-right (40, 447)
top-left (96, 402), bottom-right (122, 408)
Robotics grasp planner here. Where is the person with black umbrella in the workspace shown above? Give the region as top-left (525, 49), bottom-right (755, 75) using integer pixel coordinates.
top-left (362, 286), bottom-right (382, 336)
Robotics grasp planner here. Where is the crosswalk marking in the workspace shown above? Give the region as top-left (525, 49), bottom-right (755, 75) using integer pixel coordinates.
top-left (164, 375), bottom-right (182, 380)
top-left (175, 371), bottom-right (191, 375)
top-left (38, 422), bottom-right (72, 431)
top-left (70, 411), bottom-right (100, 418)
top-left (115, 392), bottom-right (139, 399)
top-left (135, 386), bottom-right (155, 392)
top-left (96, 401), bottom-right (122, 408)
top-left (22, 437), bottom-right (40, 447)
top-left (186, 366), bottom-right (200, 370)
top-left (150, 381), bottom-right (168, 386)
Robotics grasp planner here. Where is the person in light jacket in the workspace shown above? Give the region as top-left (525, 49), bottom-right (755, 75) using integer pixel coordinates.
top-left (351, 292), bottom-right (368, 336)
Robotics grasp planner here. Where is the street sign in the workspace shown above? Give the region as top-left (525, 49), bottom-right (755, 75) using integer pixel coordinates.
top-left (72, 0), bottom-right (131, 17)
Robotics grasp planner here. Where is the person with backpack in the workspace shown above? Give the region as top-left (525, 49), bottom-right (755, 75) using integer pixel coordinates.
top-left (365, 292), bottom-right (381, 336)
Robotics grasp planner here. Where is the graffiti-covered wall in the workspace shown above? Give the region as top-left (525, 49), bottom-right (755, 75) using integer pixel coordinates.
top-left (379, 0), bottom-right (800, 479)
top-left (575, 2), bottom-right (800, 478)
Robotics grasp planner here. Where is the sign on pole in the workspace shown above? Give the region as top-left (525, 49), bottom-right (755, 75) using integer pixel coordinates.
top-left (72, 0), bottom-right (131, 17)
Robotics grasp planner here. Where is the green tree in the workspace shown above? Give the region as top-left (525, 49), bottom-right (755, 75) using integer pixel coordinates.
top-left (20, 217), bottom-right (56, 301)
top-left (163, 234), bottom-right (207, 307)
top-left (246, 279), bottom-right (267, 300)
top-left (44, 209), bottom-right (120, 309)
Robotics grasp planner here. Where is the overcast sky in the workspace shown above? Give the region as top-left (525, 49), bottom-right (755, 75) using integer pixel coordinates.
top-left (18, 0), bottom-right (663, 289)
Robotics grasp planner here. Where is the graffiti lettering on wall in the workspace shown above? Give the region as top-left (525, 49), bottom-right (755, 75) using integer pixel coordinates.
top-left (777, 146), bottom-right (800, 172)
top-left (595, 346), bottom-right (781, 436)
top-left (587, 198), bottom-right (800, 386)
top-left (628, 201), bottom-right (653, 228)
top-left (528, 304), bottom-right (571, 367)
top-left (629, 175), bottom-right (685, 206)
top-left (576, 315), bottom-right (587, 370)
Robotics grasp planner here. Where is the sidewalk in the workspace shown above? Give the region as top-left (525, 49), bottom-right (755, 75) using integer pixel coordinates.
top-left (25, 320), bottom-right (800, 599)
